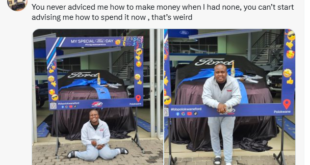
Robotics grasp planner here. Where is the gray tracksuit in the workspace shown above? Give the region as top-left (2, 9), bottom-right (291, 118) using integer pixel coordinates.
top-left (76, 119), bottom-right (119, 161)
top-left (81, 119), bottom-right (110, 146)
top-left (202, 75), bottom-right (241, 163)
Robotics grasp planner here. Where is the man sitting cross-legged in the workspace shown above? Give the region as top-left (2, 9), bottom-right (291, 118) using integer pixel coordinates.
top-left (67, 109), bottom-right (128, 161)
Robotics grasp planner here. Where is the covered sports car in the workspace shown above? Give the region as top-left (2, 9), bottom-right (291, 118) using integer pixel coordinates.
top-left (171, 55), bottom-right (278, 151)
top-left (51, 70), bottom-right (136, 140)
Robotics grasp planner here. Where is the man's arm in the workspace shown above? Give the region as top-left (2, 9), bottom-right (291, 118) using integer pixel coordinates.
top-left (202, 79), bottom-right (220, 109)
top-left (97, 122), bottom-right (110, 145)
top-left (225, 79), bottom-right (242, 107)
top-left (81, 125), bottom-right (92, 146)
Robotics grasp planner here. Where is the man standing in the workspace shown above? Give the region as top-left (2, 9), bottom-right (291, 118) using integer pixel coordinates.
top-left (67, 109), bottom-right (128, 161)
top-left (202, 63), bottom-right (241, 165)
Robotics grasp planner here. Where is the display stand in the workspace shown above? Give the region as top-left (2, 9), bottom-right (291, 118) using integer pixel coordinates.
top-left (132, 107), bottom-right (144, 153)
top-left (44, 36), bottom-right (145, 159)
top-left (55, 112), bottom-right (60, 159)
top-left (273, 115), bottom-right (286, 165)
top-left (168, 118), bottom-right (177, 165)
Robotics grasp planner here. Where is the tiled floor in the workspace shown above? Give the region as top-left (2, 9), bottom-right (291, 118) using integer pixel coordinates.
top-left (33, 140), bottom-right (163, 165)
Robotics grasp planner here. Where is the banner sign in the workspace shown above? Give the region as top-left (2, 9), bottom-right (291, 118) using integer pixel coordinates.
top-left (164, 29), bottom-right (295, 118)
top-left (46, 37), bottom-right (144, 110)
top-left (167, 29), bottom-right (198, 38)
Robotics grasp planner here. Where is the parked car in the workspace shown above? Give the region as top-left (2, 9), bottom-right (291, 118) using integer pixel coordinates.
top-left (126, 75), bottom-right (163, 106)
top-left (266, 65), bottom-right (282, 97)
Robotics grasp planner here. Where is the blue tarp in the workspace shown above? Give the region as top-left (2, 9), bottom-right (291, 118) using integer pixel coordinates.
top-left (59, 78), bottom-right (111, 99)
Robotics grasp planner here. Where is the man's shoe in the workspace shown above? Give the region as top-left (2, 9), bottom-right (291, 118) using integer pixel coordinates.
top-left (67, 150), bottom-right (78, 158)
top-left (213, 156), bottom-right (221, 165)
top-left (115, 147), bottom-right (129, 154)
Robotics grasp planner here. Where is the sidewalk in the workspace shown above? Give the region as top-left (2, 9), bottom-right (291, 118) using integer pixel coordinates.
top-left (32, 139), bottom-right (163, 165)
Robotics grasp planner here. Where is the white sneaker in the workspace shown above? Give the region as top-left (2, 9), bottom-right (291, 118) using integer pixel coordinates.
top-left (226, 163), bottom-right (232, 165)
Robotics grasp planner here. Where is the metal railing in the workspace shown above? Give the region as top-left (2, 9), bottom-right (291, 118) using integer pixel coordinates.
top-left (250, 32), bottom-right (283, 63)
top-left (111, 30), bottom-right (145, 77)
top-left (112, 50), bottom-right (135, 76)
top-left (251, 46), bottom-right (283, 65)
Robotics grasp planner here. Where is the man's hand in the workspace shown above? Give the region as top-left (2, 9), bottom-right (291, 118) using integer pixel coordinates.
top-left (91, 140), bottom-right (97, 147)
top-left (96, 144), bottom-right (105, 150)
top-left (217, 103), bottom-right (226, 113)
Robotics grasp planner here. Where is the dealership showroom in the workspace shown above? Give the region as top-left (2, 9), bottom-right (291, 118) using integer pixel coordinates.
top-left (32, 29), bottom-right (164, 164)
top-left (163, 29), bottom-right (295, 164)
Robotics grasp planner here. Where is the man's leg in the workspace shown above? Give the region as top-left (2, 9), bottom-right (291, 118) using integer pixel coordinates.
top-left (98, 144), bottom-right (119, 160)
top-left (221, 116), bottom-right (235, 164)
top-left (75, 145), bottom-right (99, 161)
top-left (208, 117), bottom-right (222, 157)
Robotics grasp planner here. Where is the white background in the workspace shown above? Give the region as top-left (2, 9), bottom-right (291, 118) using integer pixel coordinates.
top-left (0, 0), bottom-right (308, 164)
